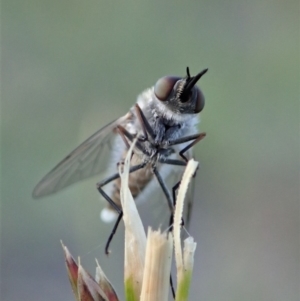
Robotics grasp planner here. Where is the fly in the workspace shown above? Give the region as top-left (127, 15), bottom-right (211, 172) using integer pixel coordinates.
top-left (33, 67), bottom-right (208, 254)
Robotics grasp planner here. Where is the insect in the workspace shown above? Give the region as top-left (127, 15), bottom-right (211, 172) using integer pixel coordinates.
top-left (33, 67), bottom-right (208, 254)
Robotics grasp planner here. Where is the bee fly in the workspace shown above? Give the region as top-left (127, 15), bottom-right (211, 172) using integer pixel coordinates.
top-left (33, 67), bottom-right (208, 254)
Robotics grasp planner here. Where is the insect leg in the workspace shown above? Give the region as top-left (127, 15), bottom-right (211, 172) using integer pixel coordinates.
top-left (158, 158), bottom-right (186, 166)
top-left (167, 182), bottom-right (193, 301)
top-left (168, 134), bottom-right (205, 225)
top-left (97, 162), bottom-right (147, 254)
top-left (171, 181), bottom-right (181, 207)
top-left (116, 126), bottom-right (130, 150)
top-left (170, 155), bottom-right (197, 229)
top-left (117, 125), bottom-right (151, 157)
top-left (168, 132), bottom-right (206, 161)
top-left (116, 126), bottom-right (136, 161)
top-left (165, 181), bottom-right (185, 234)
top-left (134, 104), bottom-right (156, 140)
top-left (156, 159), bottom-right (188, 227)
top-left (185, 175), bottom-right (195, 230)
top-left (154, 162), bottom-right (187, 300)
top-left (170, 274), bottom-right (176, 299)
top-left (152, 166), bottom-right (173, 212)
top-left (168, 133), bottom-right (202, 146)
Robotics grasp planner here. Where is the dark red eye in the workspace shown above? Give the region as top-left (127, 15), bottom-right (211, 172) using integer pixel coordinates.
top-left (154, 76), bottom-right (181, 101)
top-left (194, 87), bottom-right (205, 113)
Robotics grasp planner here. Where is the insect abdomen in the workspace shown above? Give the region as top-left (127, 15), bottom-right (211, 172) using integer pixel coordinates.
top-left (108, 153), bottom-right (153, 209)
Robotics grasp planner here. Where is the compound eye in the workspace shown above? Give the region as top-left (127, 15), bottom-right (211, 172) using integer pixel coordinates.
top-left (194, 87), bottom-right (205, 113)
top-left (154, 76), bottom-right (181, 101)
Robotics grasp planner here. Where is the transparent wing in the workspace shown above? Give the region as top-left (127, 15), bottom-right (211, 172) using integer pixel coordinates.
top-left (32, 113), bottom-right (131, 198)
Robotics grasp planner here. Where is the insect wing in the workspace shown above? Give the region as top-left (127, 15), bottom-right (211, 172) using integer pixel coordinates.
top-left (32, 113), bottom-right (131, 198)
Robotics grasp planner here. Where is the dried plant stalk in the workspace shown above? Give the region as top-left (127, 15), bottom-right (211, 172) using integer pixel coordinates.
top-left (140, 228), bottom-right (173, 301)
top-left (173, 159), bottom-right (198, 301)
top-left (119, 140), bottom-right (146, 300)
top-left (63, 141), bottom-right (199, 301)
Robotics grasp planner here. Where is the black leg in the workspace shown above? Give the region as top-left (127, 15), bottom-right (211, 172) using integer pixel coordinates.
top-left (156, 134), bottom-right (203, 229)
top-left (171, 175), bottom-right (196, 230)
top-left (116, 126), bottom-right (131, 150)
top-left (173, 134), bottom-right (203, 224)
top-left (158, 158), bottom-right (187, 166)
top-left (168, 133), bottom-right (202, 146)
top-left (152, 166), bottom-right (173, 212)
top-left (168, 180), bottom-right (185, 231)
top-left (179, 133), bottom-right (206, 162)
top-left (168, 132), bottom-right (206, 161)
top-left (185, 175), bottom-right (195, 230)
top-left (172, 181), bottom-right (181, 207)
top-left (134, 104), bottom-right (156, 140)
top-left (155, 159), bottom-right (188, 229)
top-left (104, 212), bottom-right (123, 255)
top-left (97, 162), bottom-right (147, 254)
top-left (117, 125), bottom-right (151, 157)
top-left (116, 126), bottom-right (137, 161)
top-left (168, 181), bottom-right (186, 301)
top-left (170, 274), bottom-right (176, 299)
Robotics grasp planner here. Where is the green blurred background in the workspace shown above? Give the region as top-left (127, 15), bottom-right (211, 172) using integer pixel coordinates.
top-left (1, 1), bottom-right (299, 300)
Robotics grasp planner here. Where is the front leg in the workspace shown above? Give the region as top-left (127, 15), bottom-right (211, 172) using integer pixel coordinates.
top-left (97, 162), bottom-right (146, 254)
top-left (168, 132), bottom-right (206, 161)
top-left (134, 104), bottom-right (156, 140)
top-left (152, 165), bottom-right (173, 212)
